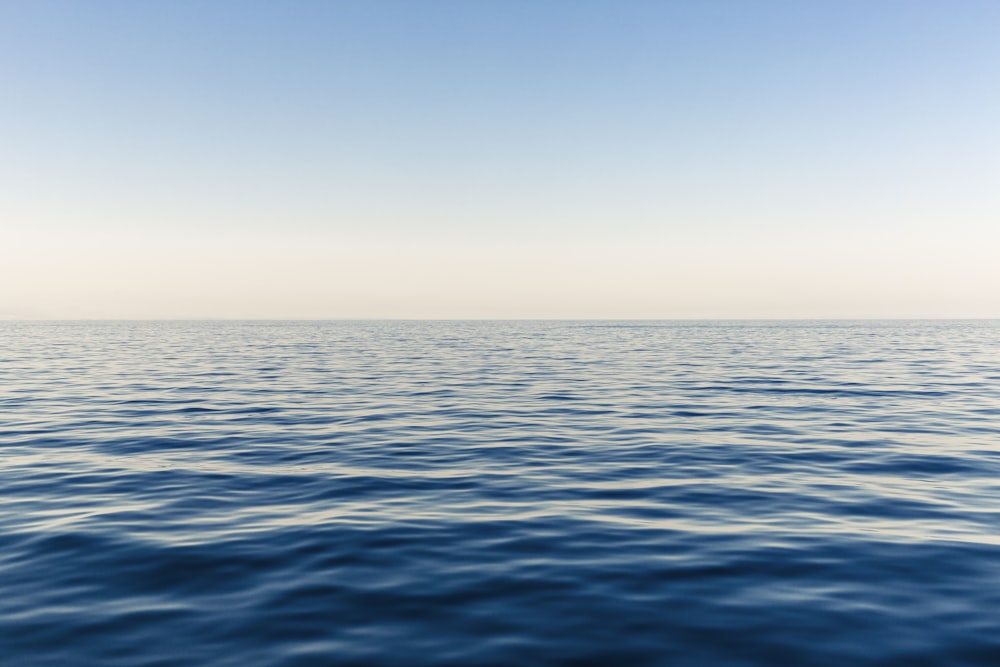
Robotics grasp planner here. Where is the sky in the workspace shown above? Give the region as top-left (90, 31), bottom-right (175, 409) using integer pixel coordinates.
top-left (2, 0), bottom-right (998, 319)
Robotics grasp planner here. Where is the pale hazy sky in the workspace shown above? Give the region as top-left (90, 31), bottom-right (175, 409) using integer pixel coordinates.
top-left (2, 1), bottom-right (998, 319)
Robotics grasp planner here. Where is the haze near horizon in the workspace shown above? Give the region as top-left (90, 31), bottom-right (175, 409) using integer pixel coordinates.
top-left (2, 1), bottom-right (998, 319)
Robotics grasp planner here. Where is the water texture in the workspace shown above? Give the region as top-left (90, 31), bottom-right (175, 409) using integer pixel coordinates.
top-left (2, 320), bottom-right (999, 666)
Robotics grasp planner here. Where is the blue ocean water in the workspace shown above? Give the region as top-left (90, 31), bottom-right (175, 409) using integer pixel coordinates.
top-left (2, 320), bottom-right (999, 666)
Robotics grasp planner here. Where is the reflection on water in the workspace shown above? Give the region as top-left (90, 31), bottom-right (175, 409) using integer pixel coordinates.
top-left (2, 320), bottom-right (999, 665)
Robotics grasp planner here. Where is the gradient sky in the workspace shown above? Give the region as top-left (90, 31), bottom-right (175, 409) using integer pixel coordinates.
top-left (2, 0), bottom-right (998, 318)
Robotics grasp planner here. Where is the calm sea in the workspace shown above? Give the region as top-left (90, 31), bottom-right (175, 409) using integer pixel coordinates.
top-left (2, 321), bottom-right (999, 666)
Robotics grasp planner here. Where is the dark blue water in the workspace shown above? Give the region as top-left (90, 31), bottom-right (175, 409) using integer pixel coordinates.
top-left (3, 321), bottom-right (1000, 666)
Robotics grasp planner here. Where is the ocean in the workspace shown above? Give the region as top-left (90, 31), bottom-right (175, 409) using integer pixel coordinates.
top-left (2, 320), bottom-right (999, 666)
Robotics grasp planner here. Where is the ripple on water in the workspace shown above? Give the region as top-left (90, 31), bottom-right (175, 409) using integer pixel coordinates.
top-left (2, 320), bottom-right (1000, 666)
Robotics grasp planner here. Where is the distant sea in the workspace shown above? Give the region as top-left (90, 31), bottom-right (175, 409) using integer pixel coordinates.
top-left (2, 320), bottom-right (999, 666)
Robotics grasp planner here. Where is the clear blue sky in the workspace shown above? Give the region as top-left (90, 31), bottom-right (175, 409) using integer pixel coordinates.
top-left (2, 1), bottom-right (998, 318)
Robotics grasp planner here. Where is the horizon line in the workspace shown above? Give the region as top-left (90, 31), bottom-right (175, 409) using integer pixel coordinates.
top-left (4, 317), bottom-right (999, 323)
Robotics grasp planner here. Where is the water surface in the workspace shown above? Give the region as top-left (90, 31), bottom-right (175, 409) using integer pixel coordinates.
top-left (2, 321), bottom-right (999, 665)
